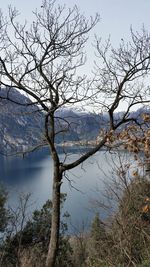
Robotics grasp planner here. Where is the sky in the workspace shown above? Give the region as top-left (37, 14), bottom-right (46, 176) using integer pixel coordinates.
top-left (1, 0), bottom-right (150, 111)
top-left (1, 0), bottom-right (150, 45)
top-left (1, 0), bottom-right (150, 71)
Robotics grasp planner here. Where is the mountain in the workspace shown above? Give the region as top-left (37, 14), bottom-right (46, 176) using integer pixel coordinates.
top-left (0, 88), bottom-right (148, 154)
top-left (55, 108), bottom-right (105, 142)
top-left (0, 88), bottom-right (43, 154)
top-left (0, 89), bottom-right (106, 154)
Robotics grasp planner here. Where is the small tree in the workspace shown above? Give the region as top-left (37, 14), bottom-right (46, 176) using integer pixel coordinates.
top-left (0, 1), bottom-right (150, 266)
top-left (1, 195), bottom-right (72, 267)
top-left (88, 152), bottom-right (150, 266)
top-left (0, 186), bottom-right (8, 233)
top-left (0, 185), bottom-right (10, 266)
top-left (90, 213), bottom-right (105, 241)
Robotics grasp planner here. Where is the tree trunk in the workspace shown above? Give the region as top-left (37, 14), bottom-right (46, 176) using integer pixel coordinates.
top-left (46, 165), bottom-right (62, 267)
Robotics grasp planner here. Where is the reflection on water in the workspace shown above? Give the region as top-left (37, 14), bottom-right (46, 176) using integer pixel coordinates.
top-left (0, 148), bottom-right (130, 231)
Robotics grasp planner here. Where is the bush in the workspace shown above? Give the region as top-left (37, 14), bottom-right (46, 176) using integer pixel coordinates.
top-left (88, 177), bottom-right (150, 266)
top-left (0, 185), bottom-right (8, 232)
top-left (0, 194), bottom-right (73, 267)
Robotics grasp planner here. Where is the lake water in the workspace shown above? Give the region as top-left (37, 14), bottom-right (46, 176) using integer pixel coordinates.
top-left (0, 148), bottom-right (129, 232)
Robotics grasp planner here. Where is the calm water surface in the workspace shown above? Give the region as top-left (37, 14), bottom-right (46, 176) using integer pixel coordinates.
top-left (0, 149), bottom-right (127, 230)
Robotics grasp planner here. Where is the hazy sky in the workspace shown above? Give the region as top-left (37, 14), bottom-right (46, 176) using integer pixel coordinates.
top-left (1, 0), bottom-right (150, 45)
top-left (1, 0), bottom-right (150, 111)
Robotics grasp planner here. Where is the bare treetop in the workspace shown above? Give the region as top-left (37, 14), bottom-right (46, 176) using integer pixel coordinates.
top-left (92, 27), bottom-right (150, 117)
top-left (0, 0), bottom-right (99, 112)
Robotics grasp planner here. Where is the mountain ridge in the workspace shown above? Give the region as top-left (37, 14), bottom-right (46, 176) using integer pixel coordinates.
top-left (0, 88), bottom-right (148, 154)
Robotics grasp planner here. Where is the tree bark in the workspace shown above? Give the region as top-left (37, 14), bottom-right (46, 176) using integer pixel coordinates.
top-left (45, 165), bottom-right (62, 267)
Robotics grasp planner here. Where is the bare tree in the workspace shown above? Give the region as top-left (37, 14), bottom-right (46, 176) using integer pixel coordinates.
top-left (88, 151), bottom-right (150, 266)
top-left (0, 1), bottom-right (150, 266)
top-left (0, 193), bottom-right (31, 267)
top-left (0, 1), bottom-right (99, 266)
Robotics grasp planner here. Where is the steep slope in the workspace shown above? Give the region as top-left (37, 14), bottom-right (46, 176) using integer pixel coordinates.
top-left (55, 108), bottom-right (105, 142)
top-left (0, 88), bottom-right (148, 154)
top-left (0, 88), bottom-right (43, 154)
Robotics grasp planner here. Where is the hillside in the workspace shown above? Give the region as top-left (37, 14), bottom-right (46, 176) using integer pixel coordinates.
top-left (0, 88), bottom-right (149, 154)
top-left (0, 88), bottom-right (104, 154)
top-left (0, 88), bottom-right (43, 154)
